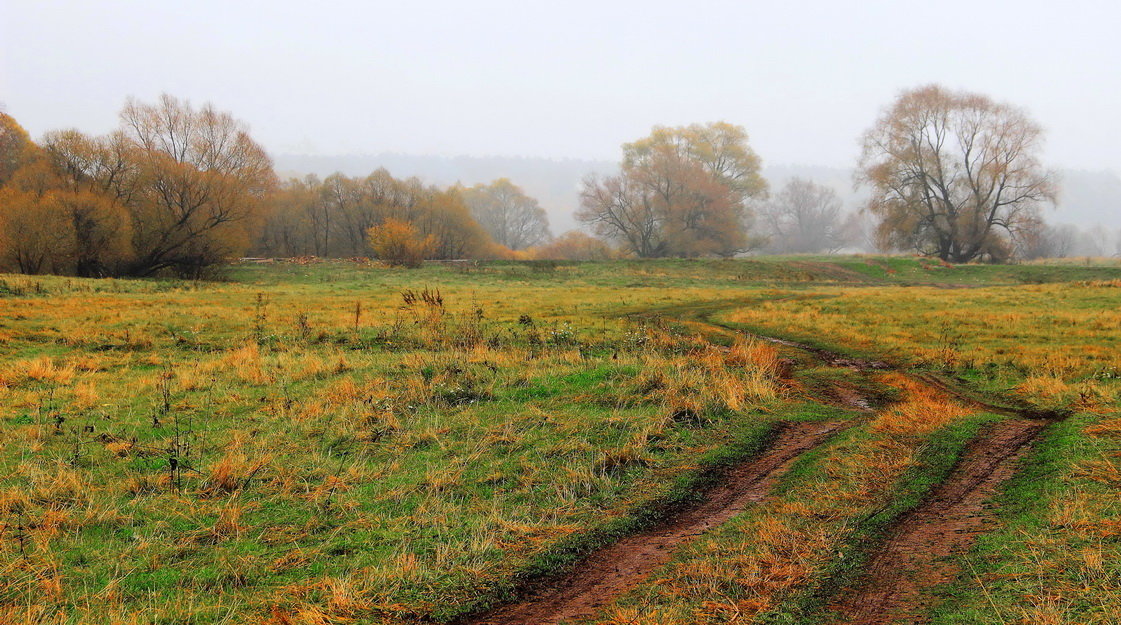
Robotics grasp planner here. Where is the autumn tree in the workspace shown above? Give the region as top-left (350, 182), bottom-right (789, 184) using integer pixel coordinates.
top-left (40, 96), bottom-right (276, 277)
top-left (578, 122), bottom-right (766, 257)
top-left (0, 186), bottom-right (73, 274)
top-left (367, 218), bottom-right (435, 267)
top-left (120, 96), bottom-right (276, 275)
top-left (255, 169), bottom-right (497, 260)
top-left (759, 178), bottom-right (851, 253)
top-left (858, 85), bottom-right (1057, 263)
top-left (622, 121), bottom-right (766, 202)
top-left (461, 178), bottom-right (551, 250)
top-left (1, 99), bottom-right (274, 277)
top-left (254, 176), bottom-right (321, 257)
top-left (0, 127), bottom-right (132, 276)
top-left (0, 112), bottom-right (37, 185)
top-left (30, 132), bottom-right (134, 275)
top-left (413, 189), bottom-right (497, 259)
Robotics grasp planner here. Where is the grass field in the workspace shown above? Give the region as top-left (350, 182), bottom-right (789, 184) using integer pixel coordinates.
top-left (1, 256), bottom-right (1119, 624)
top-left (718, 277), bottom-right (1121, 624)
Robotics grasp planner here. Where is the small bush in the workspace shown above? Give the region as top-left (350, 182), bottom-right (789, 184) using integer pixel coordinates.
top-left (367, 219), bottom-right (436, 268)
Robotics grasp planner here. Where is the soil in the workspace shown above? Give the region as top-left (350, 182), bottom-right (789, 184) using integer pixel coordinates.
top-left (464, 420), bottom-right (848, 625)
top-left (463, 321), bottom-right (1056, 624)
top-left (827, 418), bottom-right (1046, 624)
top-left (747, 330), bottom-right (1057, 623)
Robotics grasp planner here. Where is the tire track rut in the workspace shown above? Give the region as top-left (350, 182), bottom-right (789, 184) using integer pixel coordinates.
top-left (465, 420), bottom-right (848, 625)
top-left (827, 418), bottom-right (1045, 624)
top-left (729, 326), bottom-right (1056, 623)
top-left (465, 308), bottom-right (1060, 624)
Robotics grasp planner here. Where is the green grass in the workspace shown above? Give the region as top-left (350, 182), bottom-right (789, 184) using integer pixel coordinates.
top-left (767, 412), bottom-right (1003, 625)
top-left (929, 412), bottom-right (1121, 624)
top-left (2, 256), bottom-right (1120, 624)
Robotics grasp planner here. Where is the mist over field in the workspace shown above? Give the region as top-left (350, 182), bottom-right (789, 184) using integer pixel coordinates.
top-left (5, 4), bottom-right (1121, 176)
top-left (275, 152), bottom-right (1121, 247)
top-left (5, 1), bottom-right (1121, 262)
top-left (5, 3), bottom-right (1121, 623)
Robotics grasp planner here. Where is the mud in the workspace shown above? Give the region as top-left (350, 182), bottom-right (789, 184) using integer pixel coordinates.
top-left (463, 319), bottom-right (1056, 624)
top-left (827, 418), bottom-right (1045, 624)
top-left (465, 420), bottom-right (848, 625)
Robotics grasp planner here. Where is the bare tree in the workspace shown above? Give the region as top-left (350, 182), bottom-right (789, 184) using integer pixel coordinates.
top-left (461, 178), bottom-right (550, 250)
top-left (120, 95), bottom-right (276, 276)
top-left (859, 85), bottom-right (1057, 263)
top-left (577, 173), bottom-right (665, 257)
top-left (759, 178), bottom-right (849, 253)
top-left (1015, 217), bottom-right (1074, 260)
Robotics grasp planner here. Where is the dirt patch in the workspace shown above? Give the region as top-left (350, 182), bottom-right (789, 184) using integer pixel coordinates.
top-left (756, 334), bottom-right (891, 372)
top-left (464, 420), bottom-right (848, 625)
top-left (787, 260), bottom-right (885, 284)
top-left (827, 418), bottom-right (1046, 624)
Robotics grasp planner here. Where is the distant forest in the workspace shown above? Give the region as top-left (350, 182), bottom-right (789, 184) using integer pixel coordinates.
top-left (276, 153), bottom-right (1121, 249)
top-left (4, 88), bottom-right (1119, 278)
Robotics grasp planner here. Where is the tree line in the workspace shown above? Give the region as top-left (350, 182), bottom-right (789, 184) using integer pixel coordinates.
top-left (0, 84), bottom-right (1080, 276)
top-left (0, 95), bottom-right (272, 277)
top-left (0, 97), bottom-right (574, 274)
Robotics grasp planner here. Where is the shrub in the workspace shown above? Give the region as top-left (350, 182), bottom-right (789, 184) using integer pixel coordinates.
top-left (366, 219), bottom-right (436, 267)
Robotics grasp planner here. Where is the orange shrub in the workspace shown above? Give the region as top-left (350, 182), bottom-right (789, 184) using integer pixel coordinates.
top-left (366, 219), bottom-right (436, 267)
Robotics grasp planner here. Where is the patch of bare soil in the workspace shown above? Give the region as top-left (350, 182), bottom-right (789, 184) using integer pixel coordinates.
top-left (464, 420), bottom-right (847, 625)
top-left (827, 418), bottom-right (1046, 624)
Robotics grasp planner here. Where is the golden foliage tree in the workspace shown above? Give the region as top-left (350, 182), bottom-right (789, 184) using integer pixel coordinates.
top-left (622, 121), bottom-right (767, 203)
top-left (0, 112), bottom-right (37, 186)
top-left (367, 218), bottom-right (436, 267)
top-left (0, 187), bottom-right (73, 274)
top-left (858, 85), bottom-right (1057, 263)
top-left (256, 170), bottom-right (497, 260)
top-left (0, 151), bottom-right (133, 275)
top-left (52, 189), bottom-right (133, 275)
top-left (413, 189), bottom-right (497, 259)
top-left (578, 122), bottom-right (766, 257)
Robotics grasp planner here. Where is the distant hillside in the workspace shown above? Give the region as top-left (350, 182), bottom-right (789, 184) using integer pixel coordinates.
top-left (274, 153), bottom-right (1121, 234)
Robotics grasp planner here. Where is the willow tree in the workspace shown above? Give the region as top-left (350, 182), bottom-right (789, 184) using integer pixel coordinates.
top-left (461, 178), bottom-right (550, 250)
top-left (579, 122), bottom-right (767, 257)
top-left (858, 85), bottom-right (1056, 263)
top-left (43, 96), bottom-right (276, 277)
top-left (119, 95), bottom-right (276, 276)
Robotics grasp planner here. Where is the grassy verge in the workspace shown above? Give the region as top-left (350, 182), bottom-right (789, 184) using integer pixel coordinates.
top-left (930, 412), bottom-right (1121, 624)
top-left (446, 416), bottom-right (780, 620)
top-left (583, 367), bottom-right (990, 624)
top-left (763, 411), bottom-right (1001, 624)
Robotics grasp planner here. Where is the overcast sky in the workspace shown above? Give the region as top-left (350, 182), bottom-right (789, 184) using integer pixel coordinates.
top-left (2, 0), bottom-right (1118, 173)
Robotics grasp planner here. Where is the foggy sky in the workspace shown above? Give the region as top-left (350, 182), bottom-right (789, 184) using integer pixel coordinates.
top-left (2, 0), bottom-right (1119, 175)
